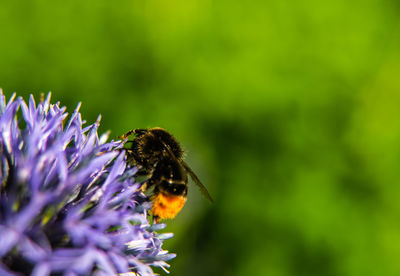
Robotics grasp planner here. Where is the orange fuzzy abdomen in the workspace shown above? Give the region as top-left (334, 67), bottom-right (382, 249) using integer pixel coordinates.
top-left (151, 192), bottom-right (187, 220)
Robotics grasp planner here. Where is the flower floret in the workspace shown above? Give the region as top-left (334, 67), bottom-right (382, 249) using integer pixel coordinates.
top-left (0, 90), bottom-right (174, 275)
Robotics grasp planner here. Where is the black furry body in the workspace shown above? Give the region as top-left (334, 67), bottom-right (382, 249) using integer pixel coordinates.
top-left (129, 128), bottom-right (183, 173)
top-left (124, 128), bottom-right (188, 197)
top-left (122, 127), bottom-right (212, 219)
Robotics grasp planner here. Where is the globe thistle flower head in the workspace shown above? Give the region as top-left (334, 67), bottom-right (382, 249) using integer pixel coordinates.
top-left (0, 90), bottom-right (175, 275)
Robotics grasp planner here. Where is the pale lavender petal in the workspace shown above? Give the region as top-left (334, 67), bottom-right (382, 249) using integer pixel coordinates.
top-left (108, 251), bottom-right (129, 272)
top-left (71, 248), bottom-right (96, 274)
top-left (19, 237), bottom-right (48, 262)
top-left (93, 250), bottom-right (117, 275)
top-left (0, 90), bottom-right (7, 112)
top-left (5, 93), bottom-right (17, 108)
top-left (32, 262), bottom-right (51, 276)
top-left (0, 226), bottom-right (19, 257)
top-left (0, 263), bottom-right (18, 276)
top-left (20, 100), bottom-right (34, 131)
top-left (28, 94), bottom-right (36, 122)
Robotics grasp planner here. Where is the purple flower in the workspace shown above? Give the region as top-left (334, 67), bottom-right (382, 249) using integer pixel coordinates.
top-left (0, 90), bottom-right (175, 276)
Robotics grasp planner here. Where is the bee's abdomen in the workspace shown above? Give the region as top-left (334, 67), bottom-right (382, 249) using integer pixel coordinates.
top-left (151, 192), bottom-right (187, 220)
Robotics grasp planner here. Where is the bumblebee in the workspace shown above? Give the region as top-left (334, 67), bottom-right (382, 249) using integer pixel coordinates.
top-left (122, 128), bottom-right (213, 222)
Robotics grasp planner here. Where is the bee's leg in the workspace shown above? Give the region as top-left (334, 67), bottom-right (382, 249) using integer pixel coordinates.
top-left (119, 128), bottom-right (148, 140)
top-left (153, 215), bottom-right (160, 224)
top-left (139, 176), bottom-right (156, 193)
top-left (119, 130), bottom-right (135, 140)
top-left (124, 149), bottom-right (137, 165)
top-left (140, 182), bottom-right (148, 192)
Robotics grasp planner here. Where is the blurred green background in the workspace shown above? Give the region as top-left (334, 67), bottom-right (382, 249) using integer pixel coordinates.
top-left (1, 1), bottom-right (400, 275)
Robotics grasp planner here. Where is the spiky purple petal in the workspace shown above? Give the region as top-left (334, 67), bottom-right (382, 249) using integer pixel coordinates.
top-left (0, 90), bottom-right (174, 275)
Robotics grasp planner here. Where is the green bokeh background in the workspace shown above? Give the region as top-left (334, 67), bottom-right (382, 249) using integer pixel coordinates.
top-left (1, 1), bottom-right (400, 275)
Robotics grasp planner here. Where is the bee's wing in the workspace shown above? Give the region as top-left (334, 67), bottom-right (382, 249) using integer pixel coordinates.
top-left (161, 140), bottom-right (213, 203)
top-left (181, 160), bottom-right (213, 203)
